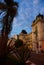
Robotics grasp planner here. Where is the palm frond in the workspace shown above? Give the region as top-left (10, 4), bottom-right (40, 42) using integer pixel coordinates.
top-left (0, 3), bottom-right (7, 10)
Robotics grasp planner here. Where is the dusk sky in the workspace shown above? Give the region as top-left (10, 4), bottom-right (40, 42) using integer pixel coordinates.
top-left (0, 0), bottom-right (44, 37)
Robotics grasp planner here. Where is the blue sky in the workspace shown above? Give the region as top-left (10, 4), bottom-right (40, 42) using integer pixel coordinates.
top-left (0, 0), bottom-right (44, 37)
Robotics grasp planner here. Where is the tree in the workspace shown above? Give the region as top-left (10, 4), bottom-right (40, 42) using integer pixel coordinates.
top-left (0, 0), bottom-right (18, 59)
top-left (14, 39), bottom-right (31, 65)
top-left (15, 39), bottom-right (23, 48)
top-left (21, 30), bottom-right (27, 34)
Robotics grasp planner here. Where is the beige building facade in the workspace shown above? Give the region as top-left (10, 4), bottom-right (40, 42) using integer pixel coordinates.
top-left (19, 32), bottom-right (32, 49)
top-left (7, 14), bottom-right (44, 52)
top-left (32, 14), bottom-right (44, 52)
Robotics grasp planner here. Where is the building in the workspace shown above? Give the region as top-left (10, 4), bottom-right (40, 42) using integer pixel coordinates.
top-left (7, 14), bottom-right (44, 52)
top-left (32, 14), bottom-right (44, 52)
top-left (19, 31), bottom-right (32, 49)
top-left (19, 32), bottom-right (28, 44)
top-left (28, 32), bottom-right (32, 49)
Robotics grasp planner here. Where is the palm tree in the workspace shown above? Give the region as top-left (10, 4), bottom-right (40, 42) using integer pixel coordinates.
top-left (0, 0), bottom-right (18, 58)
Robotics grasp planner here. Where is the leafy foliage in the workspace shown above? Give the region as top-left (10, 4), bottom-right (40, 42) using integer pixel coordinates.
top-left (0, 0), bottom-right (18, 60)
top-left (21, 30), bottom-right (27, 34)
top-left (14, 39), bottom-right (31, 65)
top-left (15, 39), bottom-right (23, 48)
top-left (0, 1), bottom-right (31, 65)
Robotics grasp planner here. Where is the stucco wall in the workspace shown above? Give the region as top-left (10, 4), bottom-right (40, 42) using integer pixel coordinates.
top-left (32, 18), bottom-right (44, 51)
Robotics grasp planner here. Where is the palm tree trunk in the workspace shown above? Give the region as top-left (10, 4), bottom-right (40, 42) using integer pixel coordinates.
top-left (0, 13), bottom-right (9, 58)
top-left (0, 11), bottom-right (13, 58)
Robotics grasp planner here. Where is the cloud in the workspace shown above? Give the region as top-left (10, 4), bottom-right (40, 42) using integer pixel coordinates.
top-left (10, 0), bottom-right (44, 36)
top-left (33, 0), bottom-right (39, 5)
top-left (40, 7), bottom-right (44, 14)
top-left (11, 0), bottom-right (33, 36)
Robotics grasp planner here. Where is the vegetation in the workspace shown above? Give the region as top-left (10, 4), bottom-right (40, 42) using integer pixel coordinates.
top-left (15, 39), bottom-right (23, 48)
top-left (14, 39), bottom-right (31, 65)
top-left (0, 0), bottom-right (18, 63)
top-left (6, 39), bottom-right (31, 65)
top-left (0, 0), bottom-right (31, 65)
top-left (21, 30), bottom-right (27, 34)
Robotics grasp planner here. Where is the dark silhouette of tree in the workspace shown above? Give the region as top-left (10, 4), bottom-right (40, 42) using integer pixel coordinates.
top-left (0, 0), bottom-right (18, 59)
top-left (14, 38), bottom-right (30, 65)
top-left (21, 30), bottom-right (27, 34)
top-left (15, 39), bottom-right (23, 48)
